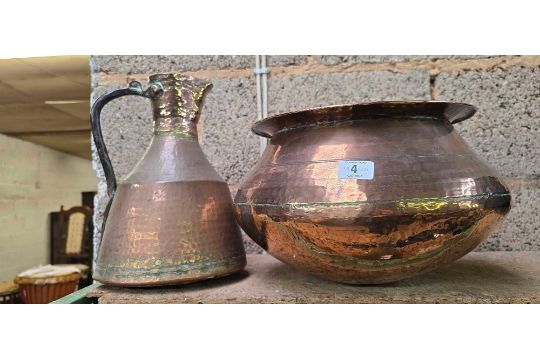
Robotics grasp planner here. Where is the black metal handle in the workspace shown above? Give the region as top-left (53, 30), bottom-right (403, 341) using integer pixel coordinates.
top-left (91, 80), bottom-right (163, 197)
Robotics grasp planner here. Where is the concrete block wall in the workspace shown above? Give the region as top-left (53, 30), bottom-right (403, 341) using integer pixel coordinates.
top-left (0, 134), bottom-right (97, 281)
top-left (90, 55), bottom-right (540, 254)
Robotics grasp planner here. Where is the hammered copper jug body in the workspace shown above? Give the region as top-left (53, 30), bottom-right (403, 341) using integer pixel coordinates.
top-left (234, 102), bottom-right (511, 284)
top-left (91, 74), bottom-right (246, 287)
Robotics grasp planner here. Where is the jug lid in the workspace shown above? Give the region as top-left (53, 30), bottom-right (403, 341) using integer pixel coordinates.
top-left (252, 101), bottom-right (476, 138)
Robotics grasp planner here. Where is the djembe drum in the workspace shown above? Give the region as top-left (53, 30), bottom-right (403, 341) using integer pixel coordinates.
top-left (15, 265), bottom-right (83, 304)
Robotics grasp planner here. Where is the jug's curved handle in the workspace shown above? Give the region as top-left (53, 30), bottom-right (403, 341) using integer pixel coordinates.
top-left (91, 81), bottom-right (163, 197)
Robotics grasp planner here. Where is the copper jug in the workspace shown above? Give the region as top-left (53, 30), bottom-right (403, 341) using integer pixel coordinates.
top-left (91, 73), bottom-right (246, 286)
top-left (233, 101), bottom-right (511, 284)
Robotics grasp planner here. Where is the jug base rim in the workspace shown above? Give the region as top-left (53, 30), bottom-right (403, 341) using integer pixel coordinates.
top-left (93, 255), bottom-right (246, 287)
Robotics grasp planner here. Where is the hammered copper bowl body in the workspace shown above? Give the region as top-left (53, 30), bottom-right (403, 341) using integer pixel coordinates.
top-left (233, 102), bottom-right (511, 284)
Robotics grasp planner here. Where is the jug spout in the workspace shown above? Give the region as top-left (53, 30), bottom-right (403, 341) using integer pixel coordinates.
top-left (148, 73), bottom-right (212, 138)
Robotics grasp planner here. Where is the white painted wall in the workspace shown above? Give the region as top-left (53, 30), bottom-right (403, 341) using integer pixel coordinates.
top-left (0, 133), bottom-right (97, 281)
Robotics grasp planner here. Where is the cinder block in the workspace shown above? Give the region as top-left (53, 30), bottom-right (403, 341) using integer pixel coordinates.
top-left (90, 55), bottom-right (308, 75)
top-left (316, 55), bottom-right (496, 66)
top-left (436, 66), bottom-right (540, 177)
top-left (268, 56), bottom-right (309, 67)
top-left (477, 178), bottom-right (540, 251)
top-left (268, 69), bottom-right (431, 114)
top-left (200, 76), bottom-right (259, 184)
top-left (90, 55), bottom-right (254, 74)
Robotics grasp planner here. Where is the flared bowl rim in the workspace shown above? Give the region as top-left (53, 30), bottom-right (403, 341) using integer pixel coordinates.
top-left (252, 101), bottom-right (476, 138)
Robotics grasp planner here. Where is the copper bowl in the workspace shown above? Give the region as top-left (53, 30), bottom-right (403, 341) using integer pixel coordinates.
top-left (233, 101), bottom-right (511, 284)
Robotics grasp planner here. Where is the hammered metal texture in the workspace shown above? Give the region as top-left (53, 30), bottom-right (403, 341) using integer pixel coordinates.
top-left (94, 180), bottom-right (245, 286)
top-left (149, 73), bottom-right (211, 138)
top-left (234, 101), bottom-right (511, 284)
top-left (93, 74), bottom-right (246, 287)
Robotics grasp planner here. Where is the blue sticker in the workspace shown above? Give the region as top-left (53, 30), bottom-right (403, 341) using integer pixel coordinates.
top-left (338, 160), bottom-right (374, 180)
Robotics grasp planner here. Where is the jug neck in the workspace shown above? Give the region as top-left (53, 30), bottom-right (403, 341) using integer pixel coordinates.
top-left (149, 73), bottom-right (212, 139)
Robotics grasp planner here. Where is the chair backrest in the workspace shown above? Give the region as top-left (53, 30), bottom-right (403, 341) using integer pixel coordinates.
top-left (52, 205), bottom-right (93, 266)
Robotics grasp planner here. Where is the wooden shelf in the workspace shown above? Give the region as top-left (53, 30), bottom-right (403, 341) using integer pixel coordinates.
top-left (74, 252), bottom-right (540, 304)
